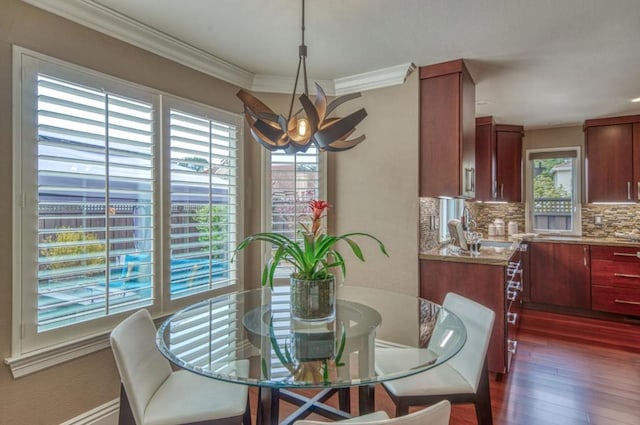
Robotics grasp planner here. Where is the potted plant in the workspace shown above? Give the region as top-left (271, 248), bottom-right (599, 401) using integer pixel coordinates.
top-left (235, 200), bottom-right (388, 321)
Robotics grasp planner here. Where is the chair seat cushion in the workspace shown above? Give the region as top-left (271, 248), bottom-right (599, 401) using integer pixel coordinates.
top-left (294, 411), bottom-right (390, 425)
top-left (376, 348), bottom-right (473, 397)
top-left (341, 411), bottom-right (390, 423)
top-left (144, 370), bottom-right (248, 425)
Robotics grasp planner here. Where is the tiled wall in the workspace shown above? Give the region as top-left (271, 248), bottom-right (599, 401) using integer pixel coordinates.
top-left (418, 197), bottom-right (440, 252)
top-left (466, 202), bottom-right (526, 236)
top-left (582, 204), bottom-right (640, 238)
top-left (419, 198), bottom-right (640, 250)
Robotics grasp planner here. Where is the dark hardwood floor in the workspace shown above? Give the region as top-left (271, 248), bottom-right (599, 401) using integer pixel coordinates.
top-left (249, 309), bottom-right (640, 424)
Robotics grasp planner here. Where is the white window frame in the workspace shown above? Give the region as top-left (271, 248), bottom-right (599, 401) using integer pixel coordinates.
top-left (261, 149), bottom-right (326, 285)
top-left (9, 47), bottom-right (243, 374)
top-left (525, 147), bottom-right (582, 236)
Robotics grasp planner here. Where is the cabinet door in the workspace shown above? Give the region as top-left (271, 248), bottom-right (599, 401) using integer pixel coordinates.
top-left (585, 124), bottom-right (634, 203)
top-left (419, 74), bottom-right (461, 198)
top-left (419, 60), bottom-right (475, 198)
top-left (475, 118), bottom-right (496, 201)
top-left (495, 129), bottom-right (522, 202)
top-left (529, 242), bottom-right (591, 309)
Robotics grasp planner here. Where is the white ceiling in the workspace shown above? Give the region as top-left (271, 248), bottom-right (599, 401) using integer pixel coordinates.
top-left (27, 0), bottom-right (640, 129)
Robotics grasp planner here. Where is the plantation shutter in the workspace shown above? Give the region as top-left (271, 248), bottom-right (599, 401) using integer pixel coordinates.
top-left (164, 296), bottom-right (239, 372)
top-left (36, 74), bottom-right (154, 332)
top-left (168, 108), bottom-right (239, 299)
top-left (269, 148), bottom-right (322, 278)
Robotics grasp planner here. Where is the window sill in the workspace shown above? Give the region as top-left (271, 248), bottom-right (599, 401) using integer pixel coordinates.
top-left (5, 331), bottom-right (111, 378)
top-left (5, 315), bottom-right (171, 378)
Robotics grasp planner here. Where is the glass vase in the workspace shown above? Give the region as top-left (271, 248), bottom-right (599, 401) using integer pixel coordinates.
top-left (290, 274), bottom-right (336, 322)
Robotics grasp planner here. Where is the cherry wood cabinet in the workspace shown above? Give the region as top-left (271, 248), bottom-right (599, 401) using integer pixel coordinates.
top-left (420, 256), bottom-right (521, 377)
top-left (475, 117), bottom-right (523, 202)
top-left (475, 117), bottom-right (496, 201)
top-left (419, 59), bottom-right (475, 198)
top-left (495, 125), bottom-right (523, 202)
top-left (584, 115), bottom-right (640, 203)
top-left (591, 245), bottom-right (640, 316)
top-left (529, 242), bottom-right (591, 309)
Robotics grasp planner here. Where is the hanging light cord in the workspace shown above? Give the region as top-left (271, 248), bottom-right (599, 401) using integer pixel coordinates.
top-left (287, 0), bottom-right (308, 121)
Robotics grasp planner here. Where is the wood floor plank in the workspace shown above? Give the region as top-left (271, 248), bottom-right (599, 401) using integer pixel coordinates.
top-left (248, 308), bottom-right (640, 424)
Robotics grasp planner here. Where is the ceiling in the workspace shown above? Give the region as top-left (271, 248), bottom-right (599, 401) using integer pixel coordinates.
top-left (27, 0), bottom-right (640, 129)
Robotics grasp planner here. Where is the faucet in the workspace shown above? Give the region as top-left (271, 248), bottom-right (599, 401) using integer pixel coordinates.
top-left (461, 206), bottom-right (476, 231)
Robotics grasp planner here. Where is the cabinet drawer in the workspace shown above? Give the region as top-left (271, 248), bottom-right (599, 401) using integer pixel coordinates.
top-left (591, 245), bottom-right (640, 263)
top-left (592, 285), bottom-right (640, 316)
top-left (591, 259), bottom-right (640, 288)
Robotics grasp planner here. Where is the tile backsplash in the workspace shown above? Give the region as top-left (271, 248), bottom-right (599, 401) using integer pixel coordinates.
top-left (419, 198), bottom-right (640, 250)
top-left (419, 197), bottom-right (440, 252)
top-left (582, 204), bottom-right (640, 237)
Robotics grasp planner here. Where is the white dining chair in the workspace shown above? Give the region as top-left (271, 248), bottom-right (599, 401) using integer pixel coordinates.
top-left (110, 309), bottom-right (251, 425)
top-left (376, 293), bottom-right (496, 425)
top-left (293, 400), bottom-right (450, 425)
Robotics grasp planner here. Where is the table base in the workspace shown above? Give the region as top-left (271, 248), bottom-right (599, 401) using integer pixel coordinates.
top-left (257, 385), bottom-right (376, 425)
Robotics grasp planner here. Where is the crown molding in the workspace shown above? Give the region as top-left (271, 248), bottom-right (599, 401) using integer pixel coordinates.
top-left (334, 62), bottom-right (417, 95)
top-left (251, 74), bottom-right (336, 96)
top-left (20, 0), bottom-right (254, 89)
top-left (21, 0), bottom-right (413, 96)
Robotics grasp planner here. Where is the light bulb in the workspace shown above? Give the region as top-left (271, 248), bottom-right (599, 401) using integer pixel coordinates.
top-left (297, 118), bottom-right (309, 137)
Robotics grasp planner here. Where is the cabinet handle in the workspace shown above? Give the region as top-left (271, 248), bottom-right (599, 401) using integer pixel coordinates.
top-left (614, 273), bottom-right (640, 279)
top-left (507, 339), bottom-right (518, 354)
top-left (614, 299), bottom-right (640, 306)
top-left (464, 168), bottom-right (475, 193)
top-left (493, 181), bottom-right (497, 198)
top-left (501, 183), bottom-right (504, 200)
top-left (507, 312), bottom-right (518, 325)
top-left (637, 181), bottom-right (640, 201)
top-left (613, 252), bottom-right (640, 258)
top-left (583, 247), bottom-right (588, 267)
top-left (628, 181), bottom-right (632, 200)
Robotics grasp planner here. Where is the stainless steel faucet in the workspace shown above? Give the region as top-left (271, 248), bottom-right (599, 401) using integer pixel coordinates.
top-left (461, 206), bottom-right (476, 231)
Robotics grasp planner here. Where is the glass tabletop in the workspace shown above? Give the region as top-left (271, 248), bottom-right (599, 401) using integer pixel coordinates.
top-left (156, 285), bottom-right (466, 389)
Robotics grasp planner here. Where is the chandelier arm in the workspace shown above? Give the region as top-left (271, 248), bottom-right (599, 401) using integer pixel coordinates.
top-left (313, 108), bottom-right (368, 148)
top-left (320, 135), bottom-right (366, 152)
top-left (325, 92), bottom-right (363, 117)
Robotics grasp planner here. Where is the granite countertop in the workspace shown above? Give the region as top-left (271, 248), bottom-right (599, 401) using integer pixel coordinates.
top-left (419, 235), bottom-right (640, 266)
top-left (419, 241), bottom-right (518, 266)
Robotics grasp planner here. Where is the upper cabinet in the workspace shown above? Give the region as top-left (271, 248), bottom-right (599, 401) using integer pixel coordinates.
top-left (584, 115), bottom-right (640, 203)
top-left (419, 59), bottom-right (476, 198)
top-left (475, 117), bottom-right (523, 202)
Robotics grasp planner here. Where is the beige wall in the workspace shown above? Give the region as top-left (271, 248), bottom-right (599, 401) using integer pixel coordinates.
top-left (331, 72), bottom-right (420, 296)
top-left (0, 1), bottom-right (259, 423)
top-left (523, 125), bottom-right (584, 151)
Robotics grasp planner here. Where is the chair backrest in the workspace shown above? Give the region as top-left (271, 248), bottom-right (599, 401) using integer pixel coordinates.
top-left (294, 400), bottom-right (451, 425)
top-left (110, 309), bottom-right (172, 425)
top-left (443, 292), bottom-right (495, 392)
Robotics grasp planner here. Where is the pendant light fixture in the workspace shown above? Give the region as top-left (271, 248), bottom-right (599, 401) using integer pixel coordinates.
top-left (237, 0), bottom-right (367, 154)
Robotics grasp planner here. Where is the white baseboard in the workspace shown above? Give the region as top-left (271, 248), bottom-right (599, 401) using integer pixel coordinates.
top-left (60, 398), bottom-right (119, 425)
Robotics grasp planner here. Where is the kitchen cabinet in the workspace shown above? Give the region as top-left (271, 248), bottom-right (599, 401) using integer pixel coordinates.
top-left (475, 117), bottom-right (523, 201)
top-left (584, 115), bottom-right (640, 203)
top-left (529, 242), bottom-right (591, 309)
top-left (420, 251), bottom-right (523, 377)
top-left (591, 245), bottom-right (640, 316)
top-left (419, 59), bottom-right (475, 198)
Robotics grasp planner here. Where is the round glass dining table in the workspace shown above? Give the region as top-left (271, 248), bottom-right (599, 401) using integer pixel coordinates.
top-left (156, 285), bottom-right (466, 425)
